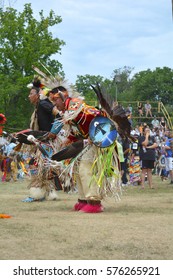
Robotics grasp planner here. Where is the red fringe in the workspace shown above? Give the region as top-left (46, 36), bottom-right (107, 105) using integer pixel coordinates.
top-left (73, 201), bottom-right (87, 211)
top-left (80, 203), bottom-right (104, 213)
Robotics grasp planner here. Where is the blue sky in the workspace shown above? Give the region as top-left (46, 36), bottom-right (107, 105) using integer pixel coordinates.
top-left (3, 0), bottom-right (173, 83)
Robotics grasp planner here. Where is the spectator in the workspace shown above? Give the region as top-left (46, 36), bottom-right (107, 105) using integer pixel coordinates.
top-left (137, 102), bottom-right (143, 117)
top-left (121, 136), bottom-right (131, 186)
top-left (151, 116), bottom-right (160, 129)
top-left (134, 125), bottom-right (140, 136)
top-left (129, 134), bottom-right (141, 185)
top-left (160, 117), bottom-right (167, 131)
top-left (116, 140), bottom-right (126, 186)
top-left (126, 105), bottom-right (132, 118)
top-left (144, 101), bottom-right (152, 117)
top-left (150, 127), bottom-right (157, 137)
top-left (164, 130), bottom-right (173, 184)
top-left (138, 126), bottom-right (158, 189)
top-left (139, 123), bottom-right (144, 136)
top-left (125, 105), bottom-right (133, 126)
top-left (158, 149), bottom-right (167, 181)
top-left (128, 104), bottom-right (133, 114)
top-left (131, 125), bottom-right (140, 136)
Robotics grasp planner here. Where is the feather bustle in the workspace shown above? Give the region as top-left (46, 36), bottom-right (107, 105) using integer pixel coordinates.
top-left (91, 83), bottom-right (133, 140)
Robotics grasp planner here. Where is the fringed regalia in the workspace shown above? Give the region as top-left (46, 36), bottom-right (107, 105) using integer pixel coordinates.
top-left (15, 133), bottom-right (63, 201)
top-left (46, 95), bottom-right (130, 204)
top-left (24, 68), bottom-right (133, 211)
top-left (128, 154), bottom-right (141, 185)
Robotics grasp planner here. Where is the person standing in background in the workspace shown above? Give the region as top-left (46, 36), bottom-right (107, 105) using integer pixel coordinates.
top-left (151, 116), bottom-right (160, 129)
top-left (129, 134), bottom-right (141, 185)
top-left (138, 126), bottom-right (158, 189)
top-left (164, 131), bottom-right (173, 184)
top-left (121, 136), bottom-right (131, 186)
top-left (160, 117), bottom-right (167, 132)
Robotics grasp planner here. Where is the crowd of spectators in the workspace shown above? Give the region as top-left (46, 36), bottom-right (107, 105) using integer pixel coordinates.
top-left (0, 136), bottom-right (34, 182)
top-left (120, 101), bottom-right (173, 188)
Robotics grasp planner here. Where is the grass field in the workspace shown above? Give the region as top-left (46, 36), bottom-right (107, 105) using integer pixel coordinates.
top-left (0, 175), bottom-right (173, 260)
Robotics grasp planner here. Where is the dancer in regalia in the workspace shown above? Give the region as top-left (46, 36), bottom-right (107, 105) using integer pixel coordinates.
top-left (41, 80), bottom-right (133, 213)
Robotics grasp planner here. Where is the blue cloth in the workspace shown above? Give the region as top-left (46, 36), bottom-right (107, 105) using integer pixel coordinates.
top-left (4, 143), bottom-right (17, 155)
top-left (50, 119), bottom-right (63, 134)
top-left (21, 197), bottom-right (35, 202)
top-left (165, 138), bottom-right (173, 157)
top-left (21, 197), bottom-right (45, 202)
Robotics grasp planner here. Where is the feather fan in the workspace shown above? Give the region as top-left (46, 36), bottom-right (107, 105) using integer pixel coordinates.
top-left (15, 130), bottom-right (49, 144)
top-left (52, 140), bottom-right (84, 161)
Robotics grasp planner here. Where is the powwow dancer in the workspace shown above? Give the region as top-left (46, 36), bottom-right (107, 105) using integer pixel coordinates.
top-left (15, 132), bottom-right (63, 202)
top-left (0, 114), bottom-right (8, 182)
top-left (39, 79), bottom-right (133, 213)
top-left (0, 116), bottom-right (12, 217)
top-left (128, 136), bottom-right (141, 185)
top-left (15, 70), bottom-right (86, 202)
top-left (15, 75), bottom-right (65, 202)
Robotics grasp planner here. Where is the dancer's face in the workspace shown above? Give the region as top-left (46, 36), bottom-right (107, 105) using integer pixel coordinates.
top-left (54, 97), bottom-right (65, 111)
top-left (28, 89), bottom-right (39, 105)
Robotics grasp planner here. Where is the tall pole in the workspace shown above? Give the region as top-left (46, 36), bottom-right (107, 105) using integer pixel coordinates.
top-left (114, 75), bottom-right (121, 103)
top-left (115, 82), bottom-right (118, 103)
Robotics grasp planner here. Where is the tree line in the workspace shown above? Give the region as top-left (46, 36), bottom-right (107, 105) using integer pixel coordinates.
top-left (1, 4), bottom-right (173, 132)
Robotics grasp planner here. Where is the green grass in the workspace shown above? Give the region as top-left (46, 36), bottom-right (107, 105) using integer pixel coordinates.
top-left (0, 175), bottom-right (173, 260)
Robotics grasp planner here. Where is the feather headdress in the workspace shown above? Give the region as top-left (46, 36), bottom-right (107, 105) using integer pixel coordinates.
top-left (32, 65), bottom-right (83, 99)
top-left (27, 75), bottom-right (52, 100)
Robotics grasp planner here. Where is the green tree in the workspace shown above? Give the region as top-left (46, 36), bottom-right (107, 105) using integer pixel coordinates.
top-left (128, 67), bottom-right (173, 125)
top-left (111, 66), bottom-right (134, 94)
top-left (75, 74), bottom-right (105, 106)
top-left (131, 67), bottom-right (173, 104)
top-left (75, 68), bottom-right (134, 107)
top-left (110, 66), bottom-right (134, 105)
top-left (0, 3), bottom-right (65, 131)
